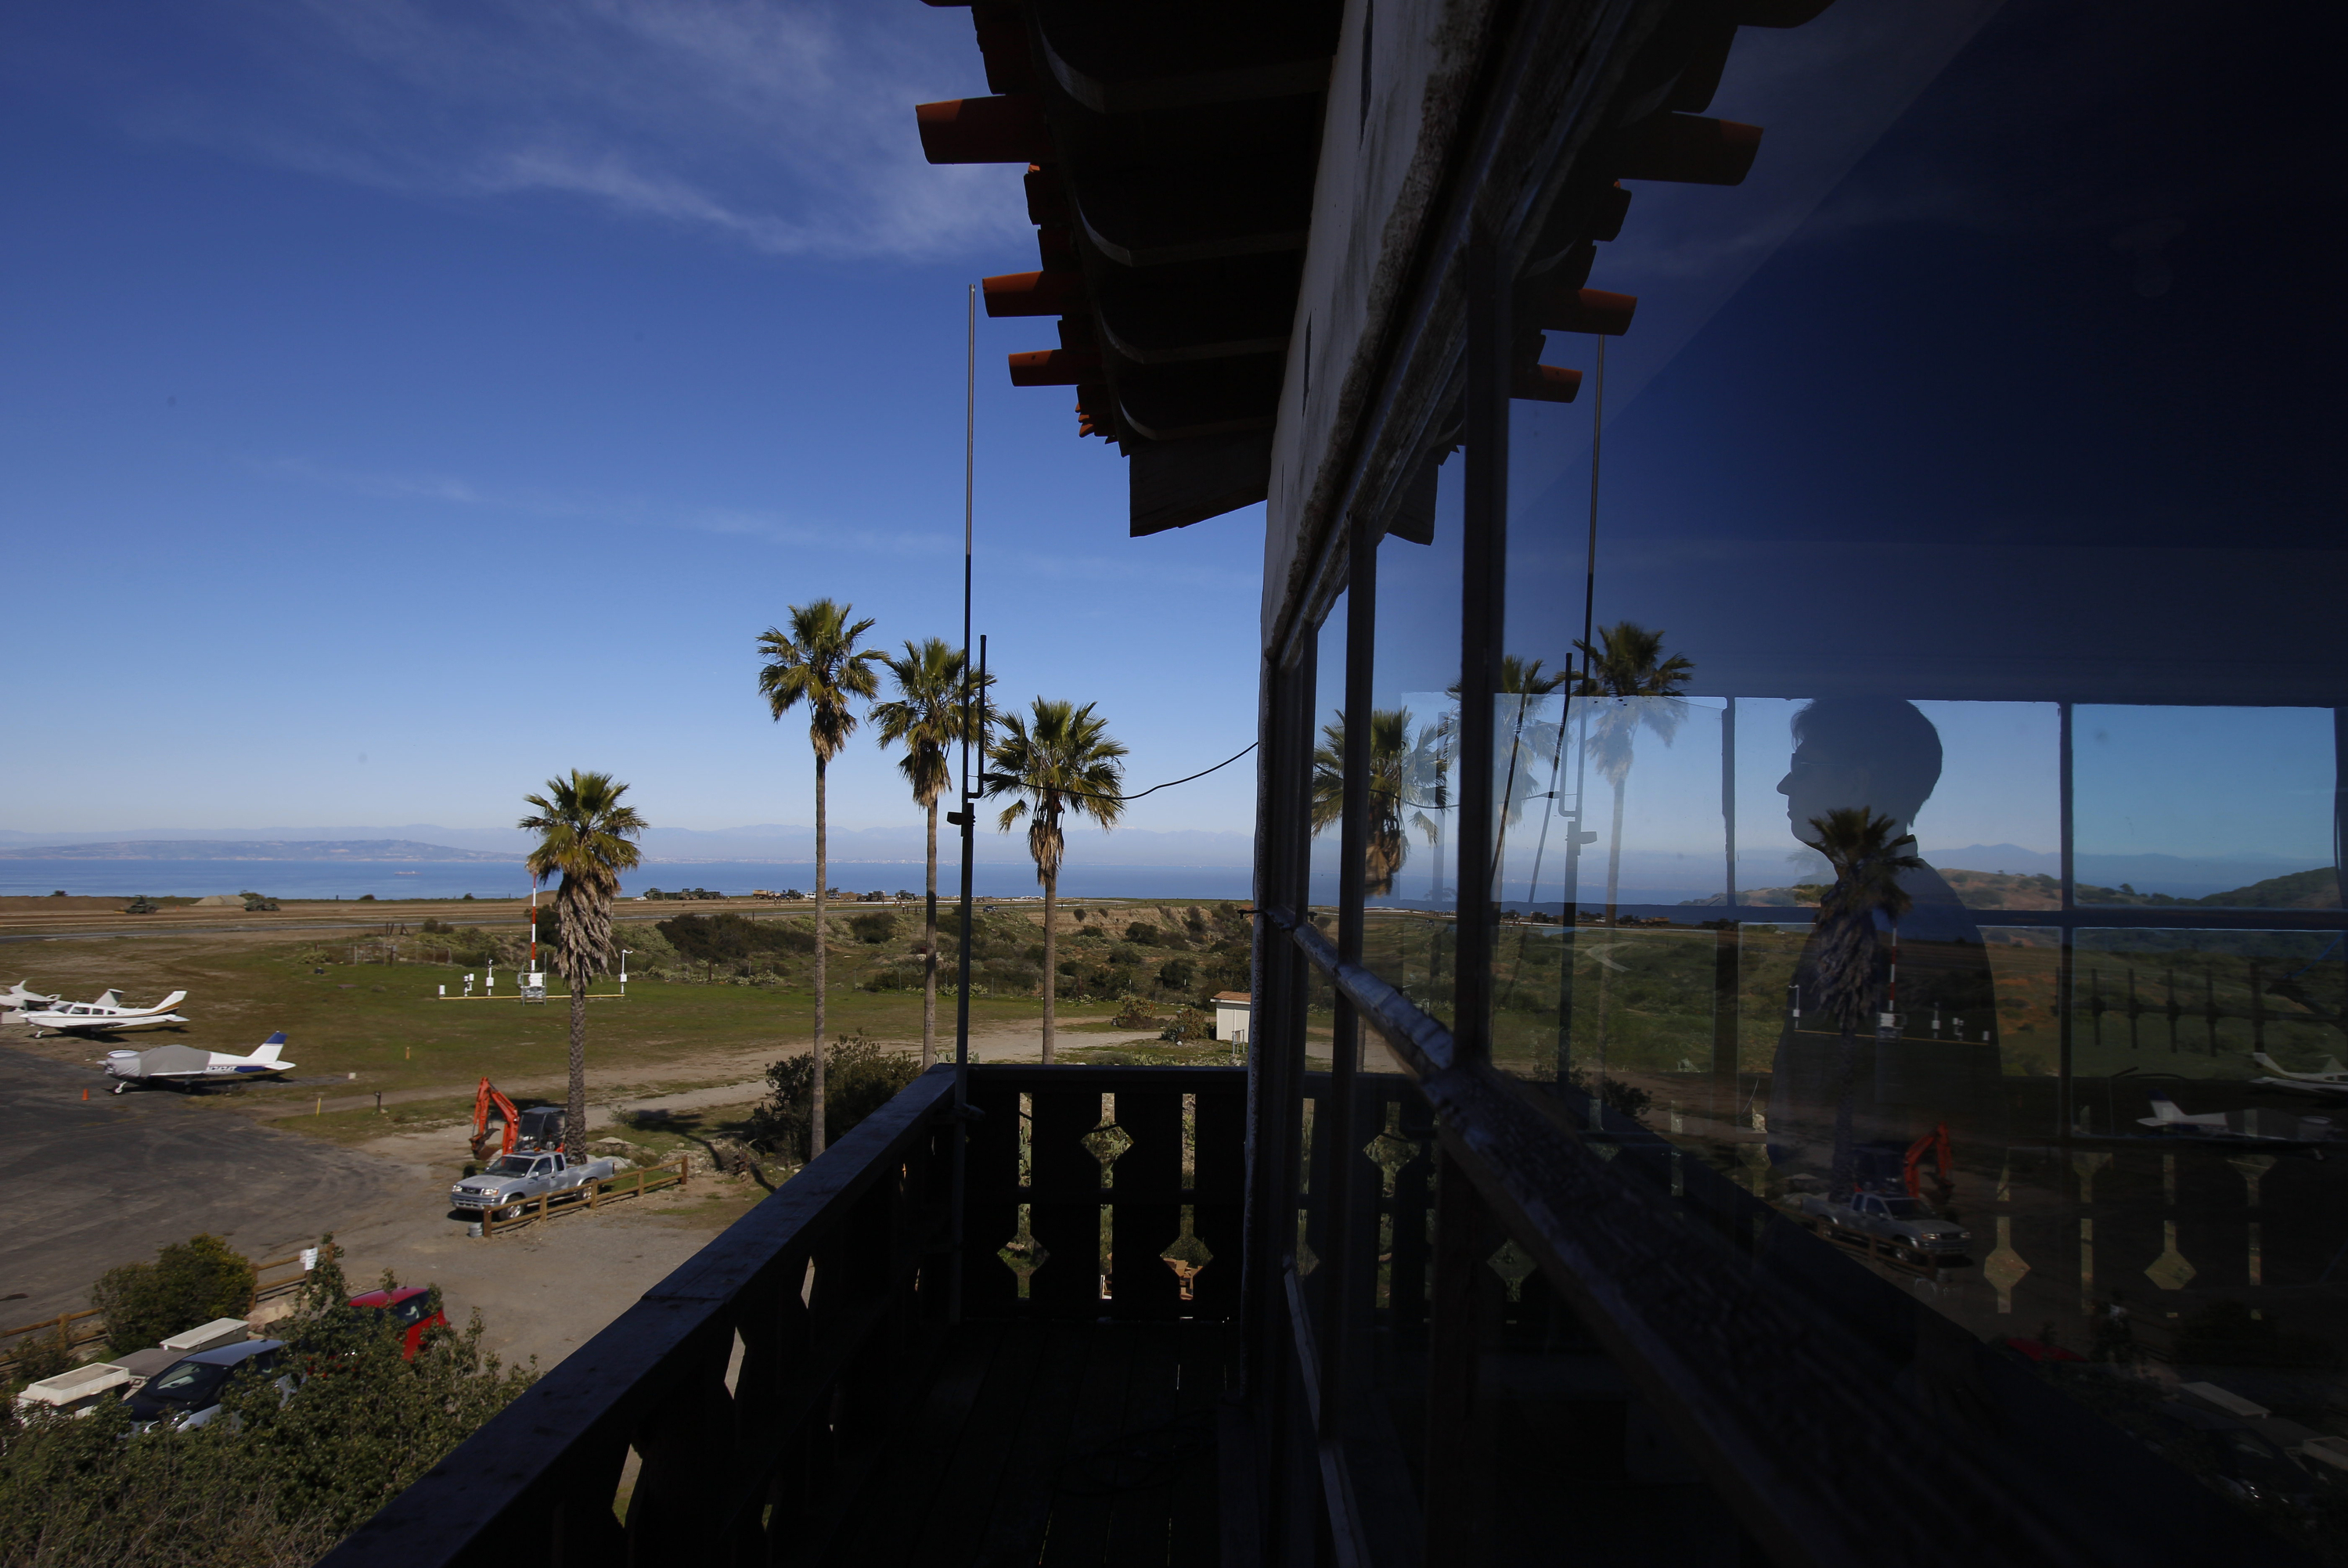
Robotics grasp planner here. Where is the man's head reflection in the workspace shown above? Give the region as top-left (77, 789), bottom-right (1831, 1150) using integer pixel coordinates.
top-left (1777, 698), bottom-right (1943, 846)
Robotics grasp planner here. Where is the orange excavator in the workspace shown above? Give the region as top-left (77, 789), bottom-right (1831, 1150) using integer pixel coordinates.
top-left (470, 1078), bottom-right (566, 1161)
top-left (1903, 1121), bottom-right (1955, 1207)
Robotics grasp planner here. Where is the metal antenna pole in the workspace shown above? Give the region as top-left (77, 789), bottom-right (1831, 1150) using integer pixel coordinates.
top-left (950, 283), bottom-right (978, 1322)
top-left (1580, 334), bottom-right (1604, 667)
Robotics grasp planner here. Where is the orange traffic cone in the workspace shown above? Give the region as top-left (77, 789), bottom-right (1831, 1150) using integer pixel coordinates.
top-left (81, 1088), bottom-right (88, 1101)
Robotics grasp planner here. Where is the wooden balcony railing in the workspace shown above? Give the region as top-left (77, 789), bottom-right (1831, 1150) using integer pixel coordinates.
top-left (318, 1063), bottom-right (1247, 1568)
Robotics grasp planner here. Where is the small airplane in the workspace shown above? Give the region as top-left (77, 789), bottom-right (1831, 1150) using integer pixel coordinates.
top-left (2137, 1089), bottom-right (2339, 1151)
top-left (1, 981), bottom-right (61, 1012)
top-left (2250, 1052), bottom-right (2348, 1099)
top-left (103, 1033), bottom-right (297, 1092)
top-left (21, 988), bottom-right (189, 1036)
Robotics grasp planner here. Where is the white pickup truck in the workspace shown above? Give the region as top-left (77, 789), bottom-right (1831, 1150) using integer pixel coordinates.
top-left (449, 1150), bottom-right (619, 1219)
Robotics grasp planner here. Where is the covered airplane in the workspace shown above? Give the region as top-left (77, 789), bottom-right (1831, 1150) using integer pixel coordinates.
top-left (103, 1033), bottom-right (296, 1092)
top-left (2250, 1052), bottom-right (2348, 1099)
top-left (22, 988), bottom-right (189, 1036)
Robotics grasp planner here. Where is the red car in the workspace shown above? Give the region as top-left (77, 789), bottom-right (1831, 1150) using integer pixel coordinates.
top-left (348, 1286), bottom-right (447, 1360)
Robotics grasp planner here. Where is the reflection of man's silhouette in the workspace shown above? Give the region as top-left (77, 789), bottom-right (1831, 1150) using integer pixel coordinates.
top-left (1766, 699), bottom-right (2005, 1167)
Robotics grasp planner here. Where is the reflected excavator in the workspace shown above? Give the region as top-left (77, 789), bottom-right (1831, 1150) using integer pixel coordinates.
top-left (1852, 1122), bottom-right (1956, 1207)
top-left (470, 1077), bottom-right (566, 1162)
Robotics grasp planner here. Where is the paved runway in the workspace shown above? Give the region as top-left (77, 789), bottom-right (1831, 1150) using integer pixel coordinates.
top-left (0, 1047), bottom-right (402, 1328)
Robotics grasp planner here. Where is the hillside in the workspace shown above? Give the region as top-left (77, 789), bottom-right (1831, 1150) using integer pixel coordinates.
top-left (1689, 863), bottom-right (2338, 912)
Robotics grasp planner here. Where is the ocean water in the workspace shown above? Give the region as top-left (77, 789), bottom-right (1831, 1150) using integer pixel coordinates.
top-left (0, 858), bottom-right (1258, 903)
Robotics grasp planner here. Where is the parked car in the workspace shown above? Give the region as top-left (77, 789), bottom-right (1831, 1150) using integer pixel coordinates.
top-left (448, 1149), bottom-right (618, 1219)
top-left (124, 1339), bottom-right (289, 1431)
top-left (1793, 1189), bottom-right (1972, 1263)
top-left (348, 1286), bottom-right (446, 1359)
top-left (2153, 1401), bottom-right (2318, 1511)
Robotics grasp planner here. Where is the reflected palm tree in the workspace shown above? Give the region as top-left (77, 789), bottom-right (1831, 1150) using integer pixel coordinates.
top-left (1489, 655), bottom-right (1567, 890)
top-left (1311, 707), bottom-right (1414, 895)
top-left (1802, 806), bottom-right (1921, 1192)
top-left (1408, 711), bottom-right (1457, 901)
top-left (1574, 623), bottom-right (1694, 926)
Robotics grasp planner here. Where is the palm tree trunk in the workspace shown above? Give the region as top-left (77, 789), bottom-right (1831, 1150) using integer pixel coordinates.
top-left (1042, 870), bottom-right (1058, 1064)
top-left (566, 960), bottom-right (588, 1158)
top-left (812, 755), bottom-right (828, 1159)
top-left (922, 798), bottom-right (938, 1072)
top-left (1831, 1022), bottom-right (1860, 1194)
top-left (1604, 773), bottom-right (1627, 926)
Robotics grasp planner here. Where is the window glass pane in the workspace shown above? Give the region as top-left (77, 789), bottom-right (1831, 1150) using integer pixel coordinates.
top-left (1367, 441), bottom-right (1465, 1026)
top-left (2075, 707), bottom-right (2339, 909)
top-left (1484, 0), bottom-right (2348, 1552)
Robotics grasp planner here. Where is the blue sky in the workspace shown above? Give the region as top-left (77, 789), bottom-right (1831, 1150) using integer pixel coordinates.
top-left (4, 0), bottom-right (2333, 879)
top-left (0, 0), bottom-right (1263, 841)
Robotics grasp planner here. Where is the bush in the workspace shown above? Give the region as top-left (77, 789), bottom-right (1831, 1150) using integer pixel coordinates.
top-left (658, 912), bottom-right (813, 978)
top-left (1157, 957), bottom-right (1195, 991)
top-left (4, 1325), bottom-right (76, 1396)
top-left (1125, 922), bottom-right (1161, 945)
top-left (1111, 997), bottom-right (1162, 1029)
top-left (0, 1237), bottom-right (533, 1566)
top-left (91, 1235), bottom-right (257, 1354)
top-left (748, 1034), bottom-right (923, 1162)
top-left (848, 911), bottom-right (898, 944)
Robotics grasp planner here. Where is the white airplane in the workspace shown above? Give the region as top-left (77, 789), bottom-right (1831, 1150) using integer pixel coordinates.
top-left (21, 988), bottom-right (189, 1036)
top-left (0, 981), bottom-right (61, 1012)
top-left (103, 1033), bottom-right (296, 1092)
top-left (2137, 1089), bottom-right (2338, 1149)
top-left (2251, 1052), bottom-right (2348, 1099)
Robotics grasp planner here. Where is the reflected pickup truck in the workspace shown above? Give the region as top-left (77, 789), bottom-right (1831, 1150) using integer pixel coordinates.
top-left (450, 1150), bottom-right (618, 1218)
top-left (1795, 1190), bottom-right (1972, 1263)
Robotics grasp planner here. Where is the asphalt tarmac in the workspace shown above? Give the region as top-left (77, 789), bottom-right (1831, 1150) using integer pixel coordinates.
top-left (0, 1047), bottom-right (398, 1328)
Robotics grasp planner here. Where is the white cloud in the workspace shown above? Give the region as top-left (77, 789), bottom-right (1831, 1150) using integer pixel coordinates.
top-left (112, 0), bottom-right (1032, 261)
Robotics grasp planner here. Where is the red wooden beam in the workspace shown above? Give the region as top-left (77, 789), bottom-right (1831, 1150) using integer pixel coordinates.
top-left (1007, 349), bottom-right (1103, 387)
top-left (1540, 287), bottom-right (1637, 336)
top-left (917, 96), bottom-right (1054, 165)
top-left (982, 270), bottom-right (1088, 317)
top-left (1615, 114), bottom-right (1762, 185)
top-left (1511, 365), bottom-right (1583, 404)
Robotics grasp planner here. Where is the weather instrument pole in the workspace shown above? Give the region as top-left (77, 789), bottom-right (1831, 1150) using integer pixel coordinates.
top-left (949, 282), bottom-right (978, 1320)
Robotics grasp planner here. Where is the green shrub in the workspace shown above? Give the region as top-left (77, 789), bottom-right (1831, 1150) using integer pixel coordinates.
top-left (1125, 922), bottom-right (1160, 945)
top-left (1157, 958), bottom-right (1195, 991)
top-left (4, 1325), bottom-right (77, 1397)
top-left (848, 911), bottom-right (898, 944)
top-left (91, 1235), bottom-right (257, 1354)
top-left (748, 1034), bottom-right (922, 1162)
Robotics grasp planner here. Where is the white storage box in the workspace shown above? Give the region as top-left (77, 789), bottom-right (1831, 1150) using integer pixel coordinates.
top-left (159, 1318), bottom-right (250, 1356)
top-left (16, 1361), bottom-right (129, 1414)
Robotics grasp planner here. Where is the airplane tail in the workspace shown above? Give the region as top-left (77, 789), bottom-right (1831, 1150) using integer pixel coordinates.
top-left (95, 989), bottom-right (125, 1008)
top-left (155, 991), bottom-right (188, 1011)
top-left (2145, 1091), bottom-right (2185, 1124)
top-left (2325, 1058), bottom-right (2346, 1077)
top-left (250, 1033), bottom-right (286, 1065)
top-left (2254, 1052), bottom-right (2290, 1074)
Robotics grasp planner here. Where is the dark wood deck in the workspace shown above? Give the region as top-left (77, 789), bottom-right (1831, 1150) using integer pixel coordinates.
top-left (802, 1319), bottom-right (1230, 1568)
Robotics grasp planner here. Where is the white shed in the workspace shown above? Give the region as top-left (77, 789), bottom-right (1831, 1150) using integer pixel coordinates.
top-left (1212, 991), bottom-right (1252, 1045)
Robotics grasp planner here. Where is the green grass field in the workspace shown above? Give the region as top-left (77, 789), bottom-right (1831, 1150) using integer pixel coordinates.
top-left (8, 927), bottom-right (1057, 1114)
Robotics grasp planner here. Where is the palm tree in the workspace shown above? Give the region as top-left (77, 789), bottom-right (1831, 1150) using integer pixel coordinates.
top-left (1309, 707), bottom-right (1413, 895)
top-left (1573, 623), bottom-right (1694, 926)
top-left (985, 699), bottom-right (1127, 1062)
top-left (1407, 710), bottom-right (1457, 901)
top-left (1802, 806), bottom-right (1921, 1193)
top-left (518, 771), bottom-right (647, 1157)
top-left (757, 600), bottom-right (882, 1157)
top-left (1487, 655), bottom-right (1568, 890)
top-left (873, 638), bottom-right (989, 1071)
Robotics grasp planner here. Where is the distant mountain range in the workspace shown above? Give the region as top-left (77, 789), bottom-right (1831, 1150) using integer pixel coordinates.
top-left (0, 822), bottom-right (1259, 868)
top-left (0, 839), bottom-right (517, 862)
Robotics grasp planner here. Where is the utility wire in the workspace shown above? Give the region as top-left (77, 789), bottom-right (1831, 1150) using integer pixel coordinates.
top-left (985, 740), bottom-right (1259, 804)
